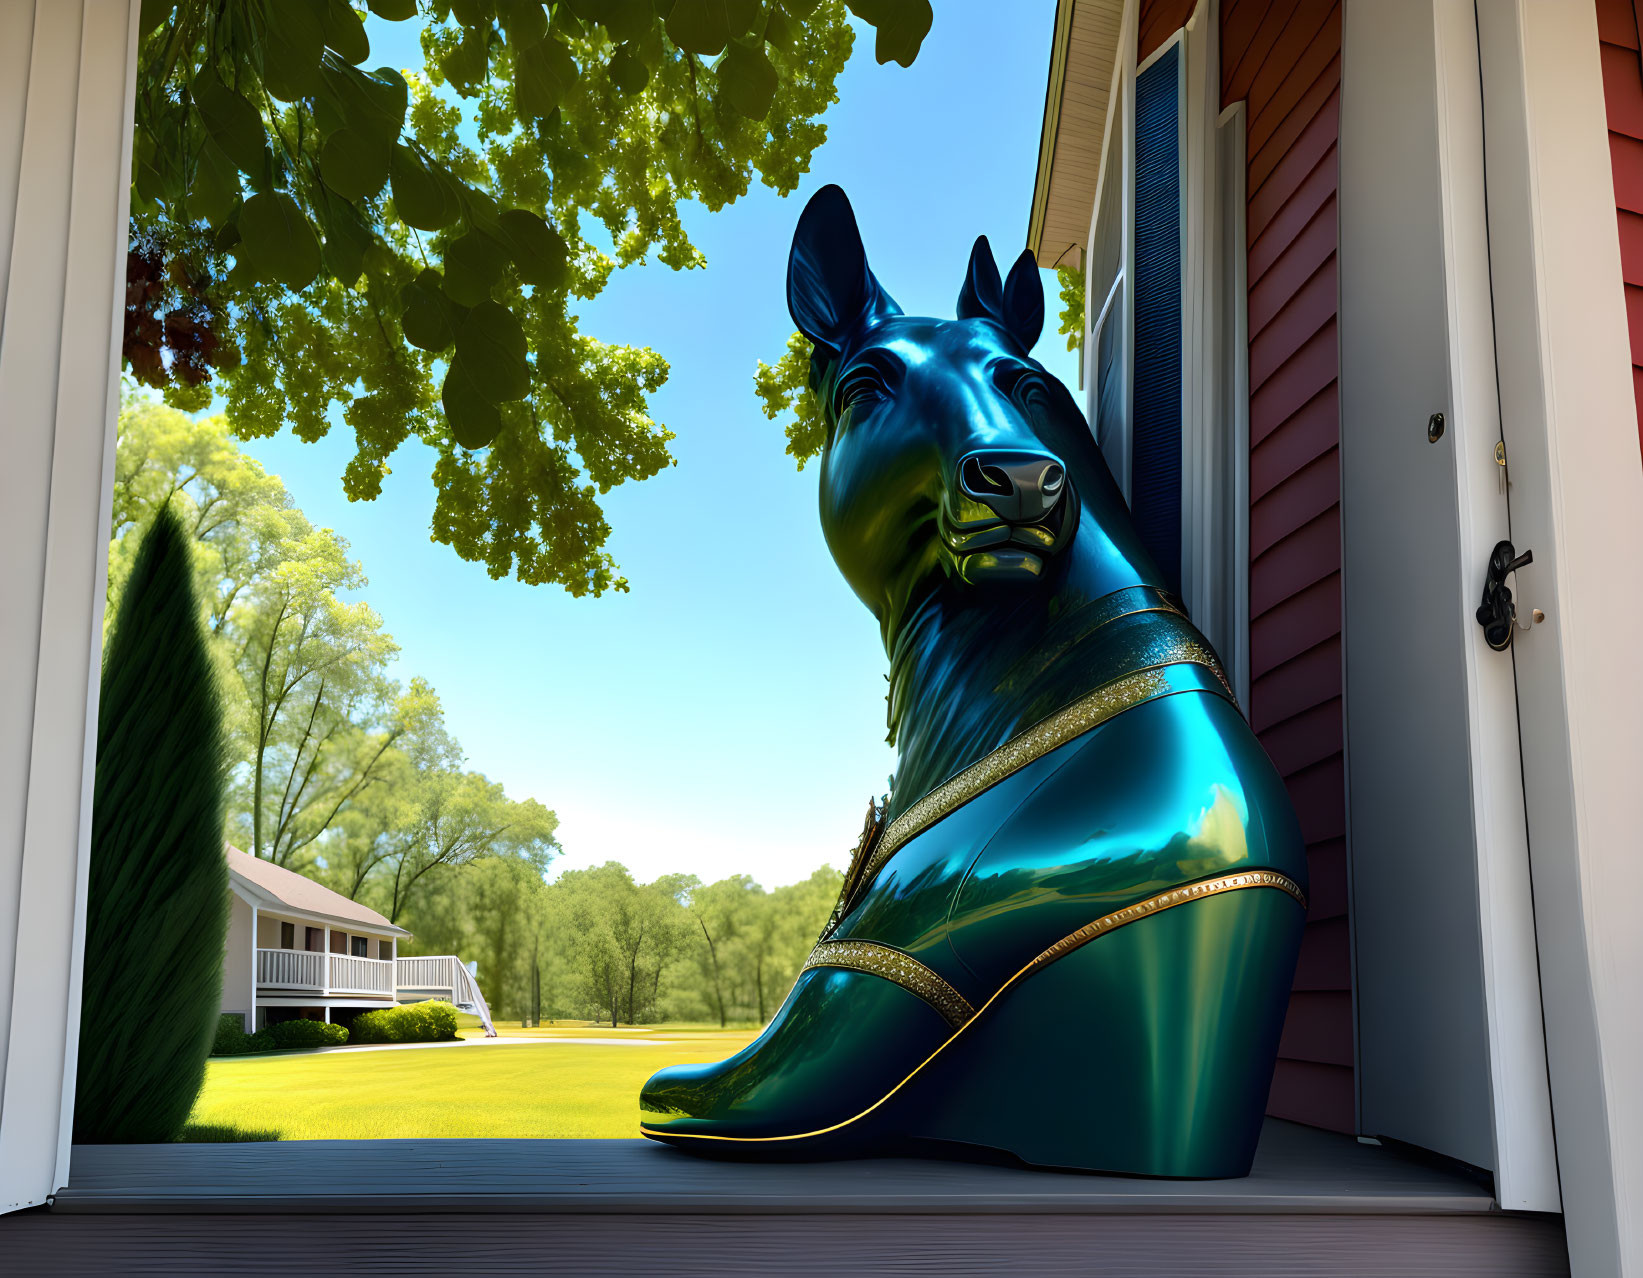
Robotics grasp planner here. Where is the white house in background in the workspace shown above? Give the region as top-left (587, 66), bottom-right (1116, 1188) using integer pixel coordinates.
top-left (222, 845), bottom-right (497, 1037)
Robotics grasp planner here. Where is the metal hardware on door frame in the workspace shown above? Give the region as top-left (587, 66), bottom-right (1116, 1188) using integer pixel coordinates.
top-left (1476, 540), bottom-right (1534, 651)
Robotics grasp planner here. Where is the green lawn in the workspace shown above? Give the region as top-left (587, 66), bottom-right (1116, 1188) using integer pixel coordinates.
top-left (181, 1023), bottom-right (759, 1142)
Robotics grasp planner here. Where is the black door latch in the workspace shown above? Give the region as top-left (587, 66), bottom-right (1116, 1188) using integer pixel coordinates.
top-left (1477, 540), bottom-right (1532, 651)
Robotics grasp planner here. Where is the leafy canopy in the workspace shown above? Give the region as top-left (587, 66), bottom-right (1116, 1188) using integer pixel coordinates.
top-left (128, 0), bottom-right (932, 594)
top-left (1055, 262), bottom-right (1084, 354)
top-left (111, 395), bottom-right (558, 925)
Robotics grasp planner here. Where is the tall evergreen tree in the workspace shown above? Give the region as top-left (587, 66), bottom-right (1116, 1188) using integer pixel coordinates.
top-left (75, 505), bottom-right (230, 1143)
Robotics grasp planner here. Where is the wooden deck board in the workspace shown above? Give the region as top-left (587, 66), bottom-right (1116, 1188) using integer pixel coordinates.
top-left (53, 1120), bottom-right (1490, 1215)
top-left (0, 1122), bottom-right (1569, 1275)
top-left (0, 1212), bottom-right (1573, 1277)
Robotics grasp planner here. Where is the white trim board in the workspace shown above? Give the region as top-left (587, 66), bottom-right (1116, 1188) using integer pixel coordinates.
top-left (1478, 1), bottom-right (1643, 1271)
top-left (0, 0), bottom-right (140, 1215)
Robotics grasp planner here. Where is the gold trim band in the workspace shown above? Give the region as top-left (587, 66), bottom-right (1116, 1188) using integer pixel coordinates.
top-left (641, 869), bottom-right (1306, 1146)
top-left (1020, 870), bottom-right (1308, 978)
top-left (855, 647), bottom-right (1231, 903)
top-left (803, 940), bottom-right (977, 1028)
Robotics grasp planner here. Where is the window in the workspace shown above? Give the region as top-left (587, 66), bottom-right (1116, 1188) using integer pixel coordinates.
top-left (379, 939), bottom-right (393, 961)
top-left (305, 926), bottom-right (323, 952)
top-left (1131, 39), bottom-right (1185, 597)
top-left (280, 921), bottom-right (295, 950)
top-left (1082, 10), bottom-right (1249, 699)
top-left (1087, 44), bottom-right (1129, 496)
top-left (351, 935), bottom-right (368, 958)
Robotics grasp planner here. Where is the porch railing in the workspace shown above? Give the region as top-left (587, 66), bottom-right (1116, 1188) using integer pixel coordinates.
top-left (255, 947), bottom-right (324, 989)
top-left (394, 954), bottom-right (497, 1037)
top-left (394, 954), bottom-right (461, 991)
top-left (254, 948), bottom-right (393, 996)
top-left (327, 953), bottom-right (394, 995)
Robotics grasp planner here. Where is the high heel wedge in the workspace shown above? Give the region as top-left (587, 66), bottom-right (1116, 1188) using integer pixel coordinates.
top-left (640, 871), bottom-right (1305, 1173)
top-left (901, 878), bottom-right (1306, 1179)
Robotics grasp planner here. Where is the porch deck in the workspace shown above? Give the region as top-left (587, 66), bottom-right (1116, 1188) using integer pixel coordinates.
top-left (0, 1121), bottom-right (1568, 1275)
top-left (251, 953), bottom-right (494, 1034)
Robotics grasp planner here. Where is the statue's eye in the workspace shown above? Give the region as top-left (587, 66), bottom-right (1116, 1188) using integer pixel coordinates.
top-left (837, 367), bottom-right (887, 412)
top-left (991, 361), bottom-right (1041, 400)
top-left (832, 350), bottom-right (904, 424)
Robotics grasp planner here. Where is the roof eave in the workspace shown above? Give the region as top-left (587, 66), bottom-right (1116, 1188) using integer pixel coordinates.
top-left (1028, 0), bottom-right (1078, 263)
top-left (227, 872), bottom-right (412, 938)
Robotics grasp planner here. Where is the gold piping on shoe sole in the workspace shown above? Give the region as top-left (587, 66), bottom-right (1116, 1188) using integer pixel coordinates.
top-left (802, 940), bottom-right (977, 1028)
top-left (638, 869), bottom-right (1306, 1145)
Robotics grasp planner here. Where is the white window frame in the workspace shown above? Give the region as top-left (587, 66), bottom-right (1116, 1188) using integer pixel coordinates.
top-left (1083, 0), bottom-right (1249, 702)
top-left (1083, 0), bottom-right (1137, 500)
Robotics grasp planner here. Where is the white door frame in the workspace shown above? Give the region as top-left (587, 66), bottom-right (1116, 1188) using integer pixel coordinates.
top-left (0, 0), bottom-right (140, 1213)
top-left (1477, 3), bottom-right (1643, 1274)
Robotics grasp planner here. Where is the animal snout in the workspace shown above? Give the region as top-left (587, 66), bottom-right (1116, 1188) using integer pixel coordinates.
top-left (957, 449), bottom-right (1067, 524)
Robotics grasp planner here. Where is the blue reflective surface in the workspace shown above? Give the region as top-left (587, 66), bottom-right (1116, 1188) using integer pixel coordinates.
top-left (641, 187), bottom-right (1306, 1176)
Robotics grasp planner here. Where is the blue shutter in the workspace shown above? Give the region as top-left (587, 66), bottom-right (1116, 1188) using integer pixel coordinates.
top-left (1131, 43), bottom-right (1183, 597)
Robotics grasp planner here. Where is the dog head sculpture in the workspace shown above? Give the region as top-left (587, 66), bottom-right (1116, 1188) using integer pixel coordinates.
top-left (787, 184), bottom-right (1158, 646)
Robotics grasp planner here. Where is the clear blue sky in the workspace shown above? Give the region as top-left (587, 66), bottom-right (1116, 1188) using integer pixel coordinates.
top-left (239, 2), bottom-right (1080, 888)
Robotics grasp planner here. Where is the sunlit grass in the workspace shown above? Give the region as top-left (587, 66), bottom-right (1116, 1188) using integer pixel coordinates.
top-left (455, 1016), bottom-right (766, 1041)
top-left (180, 1024), bottom-right (759, 1142)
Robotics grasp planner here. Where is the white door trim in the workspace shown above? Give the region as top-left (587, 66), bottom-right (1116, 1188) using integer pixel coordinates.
top-left (1428, 0), bottom-right (1558, 1214)
top-left (0, 0), bottom-right (141, 1213)
top-left (1478, 2), bottom-right (1643, 1272)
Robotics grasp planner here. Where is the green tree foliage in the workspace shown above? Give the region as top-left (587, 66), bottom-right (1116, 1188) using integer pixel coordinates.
top-left (339, 757), bottom-right (559, 920)
top-left (401, 856), bottom-right (841, 1027)
top-left (128, 0), bottom-right (930, 593)
top-left (110, 395), bottom-right (558, 929)
top-left (76, 506), bottom-right (230, 1142)
top-left (753, 329), bottom-right (825, 467)
top-left (106, 396), bottom-right (842, 1032)
top-left (1055, 262), bottom-right (1084, 354)
top-left (543, 863), bottom-right (685, 1026)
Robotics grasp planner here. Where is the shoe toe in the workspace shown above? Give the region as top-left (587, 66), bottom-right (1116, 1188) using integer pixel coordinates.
top-left (637, 965), bottom-right (954, 1143)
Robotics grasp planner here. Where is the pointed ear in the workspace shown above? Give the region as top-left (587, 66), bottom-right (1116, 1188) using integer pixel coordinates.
top-left (1002, 249), bottom-right (1045, 351)
top-left (787, 184), bottom-right (900, 357)
top-left (956, 236), bottom-right (1004, 322)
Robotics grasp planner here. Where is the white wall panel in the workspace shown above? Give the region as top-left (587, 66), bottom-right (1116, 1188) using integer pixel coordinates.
top-left (0, 0), bottom-right (139, 1214)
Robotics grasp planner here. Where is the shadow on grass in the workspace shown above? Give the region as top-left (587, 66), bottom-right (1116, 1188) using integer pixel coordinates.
top-left (177, 1123), bottom-right (282, 1143)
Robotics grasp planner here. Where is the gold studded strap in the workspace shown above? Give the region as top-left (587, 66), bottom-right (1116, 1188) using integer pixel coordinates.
top-left (853, 648), bottom-right (1232, 904)
top-left (1019, 870), bottom-right (1308, 981)
top-left (802, 940), bottom-right (977, 1029)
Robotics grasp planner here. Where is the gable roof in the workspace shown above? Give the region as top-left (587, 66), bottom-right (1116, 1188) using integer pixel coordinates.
top-left (225, 845), bottom-right (410, 937)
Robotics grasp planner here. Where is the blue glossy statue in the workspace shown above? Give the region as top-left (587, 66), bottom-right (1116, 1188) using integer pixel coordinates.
top-left (640, 185), bottom-right (1307, 1178)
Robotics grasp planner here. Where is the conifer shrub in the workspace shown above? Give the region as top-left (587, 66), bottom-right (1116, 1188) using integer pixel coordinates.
top-left (73, 506), bottom-right (230, 1142)
top-left (349, 1001), bottom-right (460, 1044)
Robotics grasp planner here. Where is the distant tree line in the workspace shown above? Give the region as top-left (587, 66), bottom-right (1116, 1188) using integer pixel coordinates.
top-left (110, 391), bottom-right (840, 1026)
top-left (405, 859), bottom-right (841, 1027)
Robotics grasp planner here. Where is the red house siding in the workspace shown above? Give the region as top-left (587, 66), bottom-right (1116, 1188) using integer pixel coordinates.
top-left (1222, 0), bottom-right (1350, 1138)
top-left (1597, 0), bottom-right (1643, 446)
top-left (1138, 0), bottom-right (1196, 60)
top-left (1137, 0), bottom-right (1351, 1133)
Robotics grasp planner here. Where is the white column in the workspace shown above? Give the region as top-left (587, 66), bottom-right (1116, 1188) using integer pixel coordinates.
top-left (1478, 4), bottom-right (1643, 1274)
top-left (0, 0), bottom-right (140, 1215)
top-left (249, 906), bottom-right (259, 1032)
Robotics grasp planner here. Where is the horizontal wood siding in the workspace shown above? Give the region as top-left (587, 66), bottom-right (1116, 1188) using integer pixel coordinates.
top-left (1133, 0), bottom-right (1350, 1133)
top-left (1223, 0), bottom-right (1352, 1133)
top-left (1597, 0), bottom-right (1643, 444)
top-left (1139, 0), bottom-right (1198, 63)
